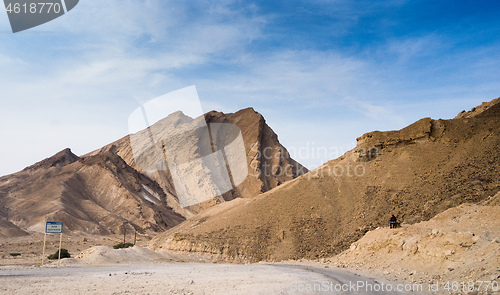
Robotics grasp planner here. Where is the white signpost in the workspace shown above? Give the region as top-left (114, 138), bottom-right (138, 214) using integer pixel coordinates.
top-left (41, 221), bottom-right (63, 266)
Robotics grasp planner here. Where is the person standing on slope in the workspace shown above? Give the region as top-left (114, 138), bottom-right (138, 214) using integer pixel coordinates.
top-left (390, 215), bottom-right (397, 229)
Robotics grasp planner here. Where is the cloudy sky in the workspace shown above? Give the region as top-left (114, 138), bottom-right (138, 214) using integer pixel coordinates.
top-left (1, 0), bottom-right (500, 176)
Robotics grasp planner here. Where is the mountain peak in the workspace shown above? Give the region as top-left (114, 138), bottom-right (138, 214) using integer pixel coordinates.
top-left (455, 97), bottom-right (500, 119)
top-left (23, 148), bottom-right (79, 172)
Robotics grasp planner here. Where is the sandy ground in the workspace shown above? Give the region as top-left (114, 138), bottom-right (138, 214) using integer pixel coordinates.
top-left (0, 233), bottom-right (150, 267)
top-left (0, 262), bottom-right (412, 295)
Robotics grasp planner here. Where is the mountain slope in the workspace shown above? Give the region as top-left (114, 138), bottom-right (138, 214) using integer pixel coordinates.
top-left (150, 97), bottom-right (500, 262)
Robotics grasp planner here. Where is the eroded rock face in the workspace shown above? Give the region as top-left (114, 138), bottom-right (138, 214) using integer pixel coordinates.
top-left (356, 117), bottom-right (433, 150)
top-left (204, 108), bottom-right (308, 197)
top-left (88, 107), bottom-right (308, 215)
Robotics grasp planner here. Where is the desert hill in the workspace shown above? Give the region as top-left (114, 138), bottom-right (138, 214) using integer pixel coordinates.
top-left (0, 149), bottom-right (185, 237)
top-left (150, 97), bottom-right (500, 262)
top-left (0, 108), bottom-right (306, 237)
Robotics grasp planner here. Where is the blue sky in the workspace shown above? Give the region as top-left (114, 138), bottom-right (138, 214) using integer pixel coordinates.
top-left (1, 0), bottom-right (500, 176)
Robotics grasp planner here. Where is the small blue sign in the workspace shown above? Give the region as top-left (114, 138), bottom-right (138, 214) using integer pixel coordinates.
top-left (45, 221), bottom-right (63, 233)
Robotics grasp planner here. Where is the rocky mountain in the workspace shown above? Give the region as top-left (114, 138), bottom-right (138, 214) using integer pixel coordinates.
top-left (88, 107), bottom-right (307, 215)
top-left (150, 97), bottom-right (500, 262)
top-left (0, 108), bottom-right (306, 237)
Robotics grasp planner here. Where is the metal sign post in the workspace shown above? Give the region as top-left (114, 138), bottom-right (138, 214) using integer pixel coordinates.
top-left (58, 232), bottom-right (63, 265)
top-left (41, 232), bottom-right (47, 266)
top-left (40, 221), bottom-right (63, 267)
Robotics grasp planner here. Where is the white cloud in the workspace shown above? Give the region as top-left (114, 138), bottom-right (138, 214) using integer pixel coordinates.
top-left (0, 0), bottom-right (268, 101)
top-left (386, 35), bottom-right (448, 63)
top-left (194, 49), bottom-right (402, 122)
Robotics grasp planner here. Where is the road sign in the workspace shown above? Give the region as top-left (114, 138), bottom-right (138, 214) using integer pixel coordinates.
top-left (45, 221), bottom-right (63, 233)
top-left (41, 221), bottom-right (64, 266)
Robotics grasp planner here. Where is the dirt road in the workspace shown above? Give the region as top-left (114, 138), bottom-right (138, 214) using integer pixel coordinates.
top-left (0, 263), bottom-right (416, 294)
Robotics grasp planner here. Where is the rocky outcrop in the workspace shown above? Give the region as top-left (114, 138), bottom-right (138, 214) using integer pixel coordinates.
top-left (329, 204), bottom-right (500, 289)
top-left (22, 148), bottom-right (79, 172)
top-left (455, 97), bottom-right (500, 119)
